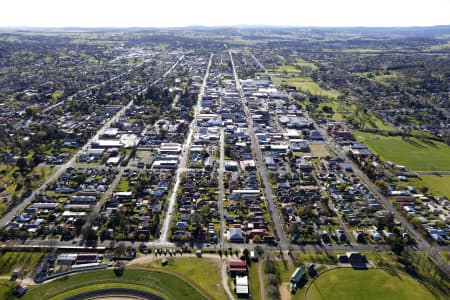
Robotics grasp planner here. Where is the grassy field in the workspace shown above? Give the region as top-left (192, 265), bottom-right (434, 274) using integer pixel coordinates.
top-left (271, 58), bottom-right (318, 75)
top-left (147, 257), bottom-right (227, 300)
top-left (309, 144), bottom-right (332, 158)
top-left (116, 177), bottom-right (132, 191)
top-left (295, 58), bottom-right (319, 71)
top-left (306, 268), bottom-right (435, 300)
top-left (0, 252), bottom-right (44, 276)
top-left (427, 41), bottom-right (450, 51)
top-left (277, 77), bottom-right (340, 99)
top-left (298, 252), bottom-right (338, 265)
top-left (0, 280), bottom-right (16, 300)
top-left (318, 100), bottom-right (356, 121)
top-left (23, 268), bottom-right (207, 300)
top-left (353, 132), bottom-right (450, 171)
top-left (413, 175), bottom-right (450, 199)
top-left (49, 283), bottom-right (166, 300)
top-left (248, 262), bottom-right (262, 300)
top-left (1, 165), bottom-right (55, 200)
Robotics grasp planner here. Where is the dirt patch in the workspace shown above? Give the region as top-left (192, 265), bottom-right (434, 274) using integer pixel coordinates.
top-left (309, 144), bottom-right (331, 157)
top-left (279, 282), bottom-right (291, 300)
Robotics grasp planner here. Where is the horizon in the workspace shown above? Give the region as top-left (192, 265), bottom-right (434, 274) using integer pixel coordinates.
top-left (1, 24), bottom-right (450, 30)
top-left (1, 0), bottom-right (450, 28)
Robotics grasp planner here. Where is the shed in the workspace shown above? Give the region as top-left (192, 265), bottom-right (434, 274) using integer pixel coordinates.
top-left (290, 267), bottom-right (306, 283)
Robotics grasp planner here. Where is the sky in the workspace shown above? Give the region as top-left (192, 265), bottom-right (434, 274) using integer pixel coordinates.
top-left (0, 0), bottom-right (449, 28)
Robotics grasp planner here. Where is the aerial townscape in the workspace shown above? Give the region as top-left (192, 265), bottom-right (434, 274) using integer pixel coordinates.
top-left (0, 9), bottom-right (449, 300)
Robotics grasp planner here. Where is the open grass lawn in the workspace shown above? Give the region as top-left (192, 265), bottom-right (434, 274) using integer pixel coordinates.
top-left (306, 268), bottom-right (435, 300)
top-left (318, 101), bottom-right (355, 121)
top-left (248, 262), bottom-right (261, 300)
top-left (49, 283), bottom-right (166, 300)
top-left (116, 177), bottom-right (131, 191)
top-left (1, 165), bottom-right (55, 199)
top-left (309, 144), bottom-right (332, 158)
top-left (0, 280), bottom-right (16, 300)
top-left (276, 77), bottom-right (340, 100)
top-left (427, 41), bottom-right (450, 51)
top-left (298, 252), bottom-right (338, 265)
top-left (147, 257), bottom-right (227, 300)
top-left (23, 268), bottom-right (207, 300)
top-left (363, 114), bottom-right (396, 131)
top-left (271, 58), bottom-right (318, 75)
top-left (413, 175), bottom-right (450, 199)
top-left (295, 58), bottom-right (319, 70)
top-left (354, 132), bottom-right (450, 171)
top-left (0, 252), bottom-right (44, 276)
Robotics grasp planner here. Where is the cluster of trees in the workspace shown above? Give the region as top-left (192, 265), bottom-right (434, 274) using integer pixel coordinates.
top-left (264, 255), bottom-right (281, 299)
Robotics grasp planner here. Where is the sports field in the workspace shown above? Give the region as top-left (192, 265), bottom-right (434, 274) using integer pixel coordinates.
top-left (22, 268), bottom-right (208, 300)
top-left (353, 132), bottom-right (450, 171)
top-left (306, 268), bottom-right (435, 300)
top-left (147, 257), bottom-right (227, 300)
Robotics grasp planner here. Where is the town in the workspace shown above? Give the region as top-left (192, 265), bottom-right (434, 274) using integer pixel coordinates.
top-left (0, 26), bottom-right (448, 300)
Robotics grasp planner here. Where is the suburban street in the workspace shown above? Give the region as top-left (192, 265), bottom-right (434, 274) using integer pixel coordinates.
top-left (158, 53), bottom-right (213, 243)
top-left (308, 113), bottom-right (450, 274)
top-left (0, 54), bottom-right (186, 229)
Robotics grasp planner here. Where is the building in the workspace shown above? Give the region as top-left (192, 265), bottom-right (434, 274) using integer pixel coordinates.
top-left (229, 228), bottom-right (244, 243)
top-left (235, 275), bottom-right (249, 298)
top-left (229, 260), bottom-right (247, 276)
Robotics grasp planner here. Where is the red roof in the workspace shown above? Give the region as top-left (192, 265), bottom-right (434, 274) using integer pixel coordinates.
top-left (229, 260), bottom-right (247, 268)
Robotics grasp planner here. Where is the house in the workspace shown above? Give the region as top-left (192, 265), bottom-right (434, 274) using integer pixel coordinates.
top-left (14, 284), bottom-right (28, 297)
top-left (229, 228), bottom-right (244, 242)
top-left (338, 252), bottom-right (366, 264)
top-left (228, 260), bottom-right (247, 275)
top-left (235, 275), bottom-right (249, 297)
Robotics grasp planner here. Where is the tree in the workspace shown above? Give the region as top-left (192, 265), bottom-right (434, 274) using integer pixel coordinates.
top-left (114, 243), bottom-right (127, 258)
top-left (253, 235), bottom-right (262, 243)
top-left (83, 227), bottom-right (97, 245)
top-left (390, 237), bottom-right (405, 255)
top-left (191, 212), bottom-right (202, 228)
top-left (16, 157), bottom-right (27, 174)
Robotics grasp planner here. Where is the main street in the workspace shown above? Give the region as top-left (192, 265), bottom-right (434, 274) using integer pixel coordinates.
top-left (158, 53), bottom-right (213, 243)
top-left (229, 50), bottom-right (288, 250)
top-left (0, 54), bottom-right (186, 229)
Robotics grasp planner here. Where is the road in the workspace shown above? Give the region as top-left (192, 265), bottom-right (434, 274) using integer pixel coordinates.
top-left (0, 102), bottom-right (131, 229)
top-left (246, 49), bottom-right (449, 273)
top-left (81, 168), bottom-right (124, 234)
top-left (229, 50), bottom-right (288, 250)
top-left (158, 53), bottom-right (213, 243)
top-left (0, 54), bottom-right (186, 230)
top-left (42, 51), bottom-right (160, 114)
top-left (305, 114), bottom-right (450, 274)
top-left (218, 126), bottom-right (226, 246)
